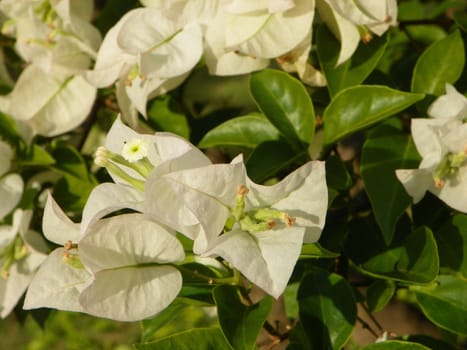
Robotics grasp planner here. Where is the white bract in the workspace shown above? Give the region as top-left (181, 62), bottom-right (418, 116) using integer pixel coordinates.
top-left (0, 209), bottom-right (47, 318)
top-left (81, 116), bottom-right (211, 234)
top-left (3, 64), bottom-right (96, 137)
top-left (78, 213), bottom-right (185, 321)
top-left (24, 193), bottom-right (91, 313)
top-left (146, 156), bottom-right (327, 297)
top-left (86, 6), bottom-right (203, 119)
top-left (396, 85), bottom-right (467, 213)
top-left (0, 141), bottom-right (23, 221)
top-left (316, 0), bottom-right (397, 65)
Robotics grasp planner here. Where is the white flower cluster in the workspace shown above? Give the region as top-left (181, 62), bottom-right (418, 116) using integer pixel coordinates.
top-left (0, 0), bottom-right (100, 138)
top-left (396, 84), bottom-right (467, 212)
top-left (84, 0), bottom-right (396, 125)
top-left (19, 117), bottom-right (328, 321)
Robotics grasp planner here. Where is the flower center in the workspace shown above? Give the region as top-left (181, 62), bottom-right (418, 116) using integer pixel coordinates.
top-left (0, 235), bottom-right (29, 279)
top-left (62, 240), bottom-right (84, 269)
top-left (224, 185), bottom-right (295, 233)
top-left (433, 147), bottom-right (467, 188)
top-left (94, 139), bottom-right (154, 191)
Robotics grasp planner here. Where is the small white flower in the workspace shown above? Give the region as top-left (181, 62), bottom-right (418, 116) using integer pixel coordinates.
top-left (397, 85), bottom-right (467, 212)
top-left (122, 139), bottom-right (149, 163)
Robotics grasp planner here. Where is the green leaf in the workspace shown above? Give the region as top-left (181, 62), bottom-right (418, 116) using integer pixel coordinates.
top-left (366, 280), bottom-right (396, 312)
top-left (141, 302), bottom-right (216, 343)
top-left (413, 275), bottom-right (467, 336)
top-left (135, 327), bottom-right (231, 350)
top-left (20, 144), bottom-right (55, 166)
top-left (323, 85), bottom-right (424, 145)
top-left (435, 214), bottom-right (467, 278)
top-left (362, 340), bottom-right (431, 349)
top-left (411, 30), bottom-right (465, 96)
top-left (454, 11), bottom-right (467, 32)
top-left (249, 69), bottom-right (315, 150)
top-left (213, 285), bottom-right (272, 350)
top-left (317, 25), bottom-right (389, 97)
top-left (246, 140), bottom-right (304, 183)
top-left (147, 95), bottom-right (190, 139)
top-left (51, 145), bottom-right (92, 180)
top-left (325, 154), bottom-right (352, 191)
top-left (294, 267), bottom-right (357, 350)
top-left (345, 218), bottom-right (439, 284)
top-left (361, 122), bottom-right (421, 244)
top-left (198, 114), bottom-right (281, 149)
top-left (400, 335), bottom-right (458, 350)
top-left (0, 112), bottom-right (24, 150)
top-left (300, 243), bottom-right (340, 259)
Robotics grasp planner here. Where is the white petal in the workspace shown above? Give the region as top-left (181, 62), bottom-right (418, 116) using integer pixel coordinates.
top-left (0, 140), bottom-right (13, 177)
top-left (411, 119), bottom-right (446, 165)
top-left (79, 213), bottom-right (184, 273)
top-left (28, 74), bottom-right (96, 136)
top-left (204, 10), bottom-right (270, 76)
top-left (225, 0), bottom-right (314, 59)
top-left (316, 0), bottom-right (361, 65)
top-left (84, 11), bottom-right (136, 87)
top-left (432, 166), bottom-right (467, 213)
top-left (0, 174), bottom-right (23, 221)
top-left (80, 183), bottom-right (144, 236)
top-left (248, 161), bottom-right (328, 243)
top-left (117, 9), bottom-right (203, 78)
top-left (23, 248), bottom-right (91, 312)
top-left (395, 168), bottom-right (432, 204)
top-left (428, 83), bottom-right (467, 120)
top-left (0, 251), bottom-right (45, 318)
top-left (145, 159), bottom-right (245, 252)
top-left (204, 227), bottom-right (304, 298)
top-left (79, 265), bottom-right (182, 321)
top-left (43, 192), bottom-right (80, 245)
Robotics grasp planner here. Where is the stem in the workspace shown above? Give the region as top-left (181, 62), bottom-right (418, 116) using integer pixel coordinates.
top-left (357, 316), bottom-right (379, 338)
top-left (360, 302), bottom-right (384, 332)
top-left (175, 264), bottom-right (242, 286)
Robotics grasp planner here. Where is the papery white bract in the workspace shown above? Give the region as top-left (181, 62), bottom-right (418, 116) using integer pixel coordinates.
top-left (24, 193), bottom-right (91, 313)
top-left (316, 0), bottom-right (397, 65)
top-left (145, 156), bottom-right (328, 297)
top-left (396, 89), bottom-right (467, 213)
top-left (0, 209), bottom-right (47, 318)
top-left (78, 213), bottom-right (184, 321)
top-left (81, 116), bottom-right (211, 234)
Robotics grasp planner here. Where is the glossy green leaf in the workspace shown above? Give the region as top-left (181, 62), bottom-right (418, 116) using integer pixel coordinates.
top-left (454, 11), bottom-right (467, 32)
top-left (147, 95), bottom-right (190, 139)
top-left (414, 275), bottom-right (467, 336)
top-left (366, 280), bottom-right (396, 312)
top-left (317, 25), bottom-right (388, 97)
top-left (361, 122), bottom-right (421, 244)
top-left (345, 218), bottom-right (439, 284)
top-left (250, 69), bottom-right (315, 150)
top-left (141, 302), bottom-right (216, 343)
top-left (400, 335), bottom-right (458, 350)
top-left (135, 327), bottom-right (231, 350)
top-left (213, 285), bottom-right (272, 350)
top-left (0, 112), bottom-right (24, 150)
top-left (20, 144), bottom-right (55, 166)
top-left (296, 267), bottom-right (357, 350)
top-left (362, 340), bottom-right (430, 349)
top-left (434, 214), bottom-right (467, 278)
top-left (323, 86), bottom-right (424, 145)
top-left (300, 243), bottom-right (340, 259)
top-left (198, 114), bottom-right (281, 149)
top-left (246, 140), bottom-right (305, 183)
top-left (326, 154), bottom-right (352, 191)
top-left (51, 145), bottom-right (92, 180)
top-left (411, 30), bottom-right (465, 96)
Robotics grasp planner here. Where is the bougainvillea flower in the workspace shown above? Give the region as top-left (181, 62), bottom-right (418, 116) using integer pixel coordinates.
top-left (78, 213), bottom-right (185, 321)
